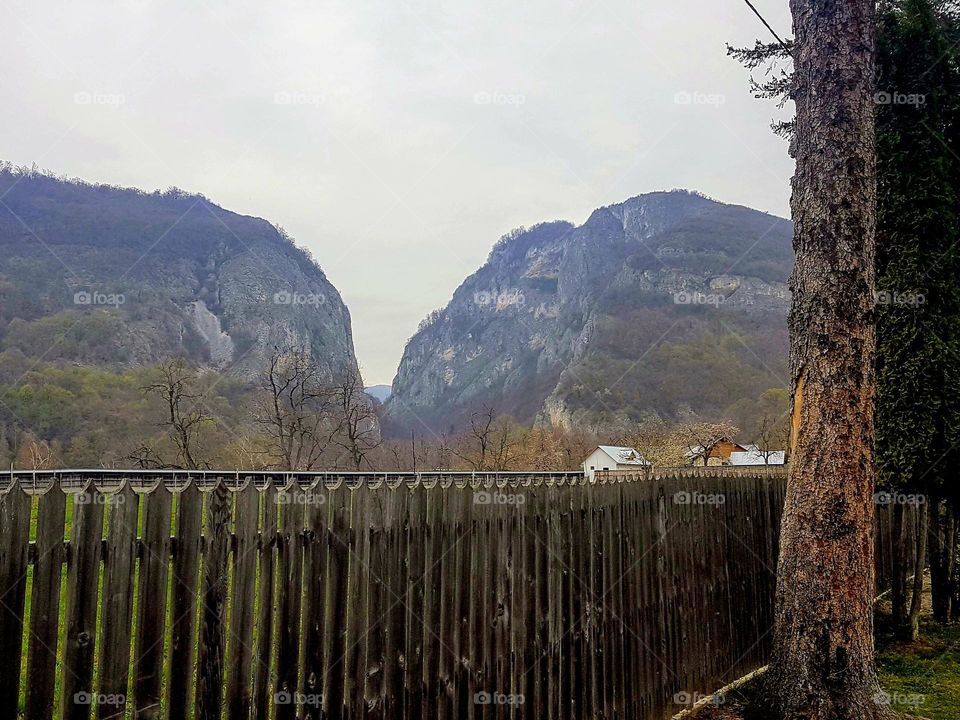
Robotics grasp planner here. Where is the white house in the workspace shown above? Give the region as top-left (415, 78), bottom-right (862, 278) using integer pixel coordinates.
top-left (729, 445), bottom-right (787, 466)
top-left (582, 446), bottom-right (650, 480)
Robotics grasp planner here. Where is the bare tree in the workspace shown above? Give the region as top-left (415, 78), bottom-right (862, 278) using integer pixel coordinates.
top-left (520, 426), bottom-right (566, 471)
top-left (143, 357), bottom-right (212, 470)
top-left (329, 366), bottom-right (381, 469)
top-left (447, 406), bottom-right (523, 471)
top-left (255, 346), bottom-right (332, 470)
top-left (375, 430), bottom-right (429, 471)
top-left (677, 420), bottom-right (740, 466)
top-left (127, 442), bottom-right (168, 470)
top-left (15, 431), bottom-right (58, 470)
top-left (378, 440), bottom-right (410, 471)
top-left (488, 417), bottom-right (522, 471)
top-left (618, 419), bottom-right (686, 467)
top-left (754, 411), bottom-right (790, 464)
top-left (558, 427), bottom-right (596, 470)
top-left (450, 405), bottom-right (497, 470)
top-left (762, 0), bottom-right (891, 717)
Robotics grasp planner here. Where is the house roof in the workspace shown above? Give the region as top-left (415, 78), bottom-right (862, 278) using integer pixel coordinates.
top-left (595, 446), bottom-right (650, 466)
top-left (729, 449), bottom-right (786, 466)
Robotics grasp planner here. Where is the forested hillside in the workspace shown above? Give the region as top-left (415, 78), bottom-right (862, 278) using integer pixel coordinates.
top-left (0, 165), bottom-right (363, 468)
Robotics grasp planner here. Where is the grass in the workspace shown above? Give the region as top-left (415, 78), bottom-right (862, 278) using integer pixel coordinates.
top-left (876, 618), bottom-right (960, 720)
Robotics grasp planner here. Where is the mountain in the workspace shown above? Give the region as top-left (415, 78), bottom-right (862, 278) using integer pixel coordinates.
top-left (384, 190), bottom-right (792, 435)
top-left (365, 384), bottom-right (392, 402)
top-left (0, 165), bottom-right (359, 380)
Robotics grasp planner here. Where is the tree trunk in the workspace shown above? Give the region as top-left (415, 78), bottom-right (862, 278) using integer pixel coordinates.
top-left (759, 0), bottom-right (894, 718)
top-left (944, 508), bottom-right (956, 619)
top-left (891, 503), bottom-right (909, 634)
top-left (904, 503), bottom-right (928, 643)
top-left (929, 498), bottom-right (955, 622)
top-left (952, 505), bottom-right (960, 622)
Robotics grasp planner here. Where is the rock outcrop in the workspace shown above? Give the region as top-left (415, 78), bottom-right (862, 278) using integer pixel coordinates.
top-left (384, 190), bottom-right (792, 435)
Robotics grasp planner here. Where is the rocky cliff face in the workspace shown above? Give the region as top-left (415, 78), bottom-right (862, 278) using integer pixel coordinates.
top-left (384, 191), bottom-right (792, 435)
top-left (0, 167), bottom-right (359, 380)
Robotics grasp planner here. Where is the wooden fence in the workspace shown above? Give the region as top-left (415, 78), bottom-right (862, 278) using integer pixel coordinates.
top-left (0, 468), bottom-right (910, 720)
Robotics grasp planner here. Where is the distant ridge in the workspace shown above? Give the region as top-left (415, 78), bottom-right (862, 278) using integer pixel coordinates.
top-left (366, 384), bottom-right (392, 402)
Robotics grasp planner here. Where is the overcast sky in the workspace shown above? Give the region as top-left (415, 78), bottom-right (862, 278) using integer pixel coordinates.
top-left (1, 0), bottom-right (793, 385)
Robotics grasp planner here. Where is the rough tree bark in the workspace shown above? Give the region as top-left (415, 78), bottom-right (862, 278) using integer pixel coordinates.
top-left (758, 0), bottom-right (895, 718)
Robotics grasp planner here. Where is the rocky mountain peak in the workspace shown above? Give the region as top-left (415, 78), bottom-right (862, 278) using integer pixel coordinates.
top-left (383, 190), bottom-right (792, 436)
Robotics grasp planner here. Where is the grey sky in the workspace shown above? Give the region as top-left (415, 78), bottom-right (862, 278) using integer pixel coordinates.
top-left (1, 0), bottom-right (793, 385)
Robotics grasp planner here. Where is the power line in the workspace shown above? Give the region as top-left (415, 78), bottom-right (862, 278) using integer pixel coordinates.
top-left (741, 0), bottom-right (791, 52)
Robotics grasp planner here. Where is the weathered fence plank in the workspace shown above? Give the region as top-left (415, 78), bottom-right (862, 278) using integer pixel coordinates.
top-left (420, 481), bottom-right (442, 719)
top-left (275, 481), bottom-right (305, 720)
top-left (252, 482), bottom-right (278, 720)
top-left (403, 483), bottom-right (427, 718)
top-left (25, 482), bottom-right (66, 720)
top-left (168, 480), bottom-right (202, 720)
top-left (133, 481), bottom-right (172, 720)
top-left (226, 480), bottom-right (260, 720)
top-left (0, 481), bottom-right (31, 719)
top-left (384, 483), bottom-right (410, 720)
top-left (300, 480), bottom-right (329, 720)
top-left (345, 484), bottom-right (370, 719)
top-left (98, 482), bottom-right (140, 720)
top-left (61, 484), bottom-right (105, 720)
top-left (363, 481), bottom-right (390, 720)
top-left (195, 480), bottom-right (232, 720)
top-left (323, 483), bottom-right (352, 719)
